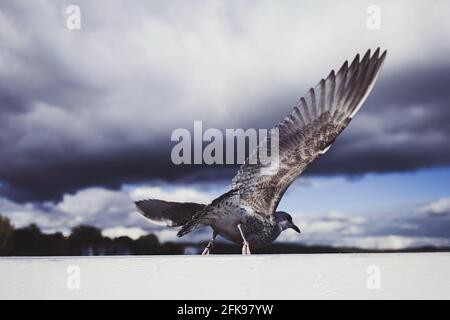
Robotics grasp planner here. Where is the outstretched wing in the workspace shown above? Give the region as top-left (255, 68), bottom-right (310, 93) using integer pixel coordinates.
top-left (231, 48), bottom-right (387, 217)
top-left (135, 199), bottom-right (206, 227)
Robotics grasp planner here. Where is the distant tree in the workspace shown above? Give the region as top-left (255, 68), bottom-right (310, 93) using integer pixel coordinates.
top-left (67, 225), bottom-right (107, 255)
top-left (134, 234), bottom-right (160, 254)
top-left (42, 232), bottom-right (68, 256)
top-left (12, 223), bottom-right (69, 256)
top-left (12, 224), bottom-right (46, 255)
top-left (0, 215), bottom-right (14, 255)
top-left (110, 236), bottom-right (135, 255)
top-left (160, 242), bottom-right (184, 255)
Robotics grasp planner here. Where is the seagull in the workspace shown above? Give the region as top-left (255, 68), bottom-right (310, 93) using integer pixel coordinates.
top-left (136, 48), bottom-right (387, 255)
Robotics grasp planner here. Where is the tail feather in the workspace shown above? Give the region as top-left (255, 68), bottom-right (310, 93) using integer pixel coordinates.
top-left (177, 220), bottom-right (202, 237)
top-left (135, 199), bottom-right (205, 227)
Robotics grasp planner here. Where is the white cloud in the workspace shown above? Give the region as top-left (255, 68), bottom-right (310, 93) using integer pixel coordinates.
top-left (282, 210), bottom-right (450, 250)
top-left (278, 202), bottom-right (450, 249)
top-left (129, 186), bottom-right (213, 203)
top-left (1, 184), bottom-right (450, 250)
top-left (420, 198), bottom-right (450, 216)
top-left (288, 210), bottom-right (367, 238)
top-left (398, 223), bottom-right (420, 230)
top-left (58, 188), bottom-right (132, 217)
top-left (335, 236), bottom-right (450, 250)
top-left (341, 225), bottom-right (365, 236)
top-left (305, 220), bottom-right (346, 234)
top-left (0, 197), bottom-right (70, 232)
top-left (0, 185), bottom-right (214, 236)
top-left (324, 210), bottom-right (348, 221)
top-left (102, 226), bottom-right (147, 240)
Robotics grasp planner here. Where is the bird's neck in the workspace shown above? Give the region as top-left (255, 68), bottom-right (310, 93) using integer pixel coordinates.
top-left (277, 220), bottom-right (290, 231)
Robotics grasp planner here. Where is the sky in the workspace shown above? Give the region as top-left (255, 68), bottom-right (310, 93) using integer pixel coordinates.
top-left (0, 0), bottom-right (449, 250)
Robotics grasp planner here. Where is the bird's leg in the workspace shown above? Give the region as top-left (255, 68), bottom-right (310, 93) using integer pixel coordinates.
top-left (237, 224), bottom-right (251, 255)
top-left (201, 239), bottom-right (214, 255)
top-left (201, 231), bottom-right (217, 255)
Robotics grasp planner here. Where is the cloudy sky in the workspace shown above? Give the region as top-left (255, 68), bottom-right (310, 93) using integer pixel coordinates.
top-left (1, 0), bottom-right (450, 250)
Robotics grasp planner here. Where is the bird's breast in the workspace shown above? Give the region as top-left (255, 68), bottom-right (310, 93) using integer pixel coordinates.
top-left (210, 204), bottom-right (280, 248)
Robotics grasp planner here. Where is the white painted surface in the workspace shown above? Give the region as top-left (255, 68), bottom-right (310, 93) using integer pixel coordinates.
top-left (0, 253), bottom-right (449, 299)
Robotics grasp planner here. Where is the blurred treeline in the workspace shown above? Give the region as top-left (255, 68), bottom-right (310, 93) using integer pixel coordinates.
top-left (1, 215), bottom-right (449, 256)
top-left (0, 215), bottom-right (182, 255)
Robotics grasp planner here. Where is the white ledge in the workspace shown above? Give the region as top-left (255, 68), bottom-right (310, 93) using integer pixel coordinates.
top-left (1, 252), bottom-right (449, 299)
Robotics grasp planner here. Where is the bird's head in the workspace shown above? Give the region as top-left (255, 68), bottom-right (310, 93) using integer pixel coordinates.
top-left (275, 211), bottom-right (300, 233)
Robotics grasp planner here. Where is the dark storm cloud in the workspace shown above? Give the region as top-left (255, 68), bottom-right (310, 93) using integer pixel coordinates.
top-left (1, 0), bottom-right (450, 202)
top-left (3, 65), bottom-right (450, 202)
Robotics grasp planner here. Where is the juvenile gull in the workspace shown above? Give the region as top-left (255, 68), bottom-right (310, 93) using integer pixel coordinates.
top-left (136, 48), bottom-right (387, 255)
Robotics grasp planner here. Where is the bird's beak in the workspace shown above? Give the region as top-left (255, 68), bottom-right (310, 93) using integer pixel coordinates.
top-left (291, 224), bottom-right (301, 233)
